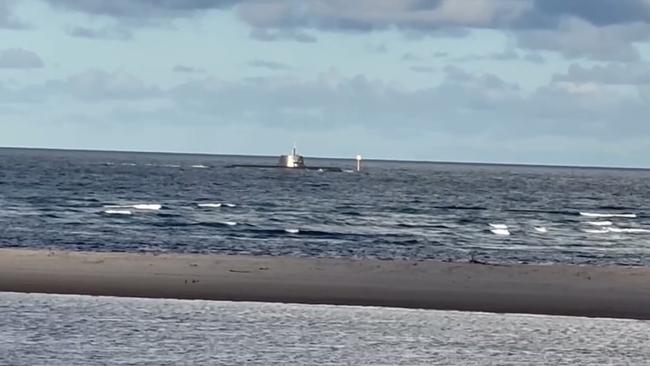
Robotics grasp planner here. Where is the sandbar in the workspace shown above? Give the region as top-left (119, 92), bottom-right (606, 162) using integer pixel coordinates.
top-left (0, 249), bottom-right (649, 320)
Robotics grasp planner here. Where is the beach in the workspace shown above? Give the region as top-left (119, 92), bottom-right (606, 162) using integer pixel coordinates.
top-left (0, 249), bottom-right (649, 320)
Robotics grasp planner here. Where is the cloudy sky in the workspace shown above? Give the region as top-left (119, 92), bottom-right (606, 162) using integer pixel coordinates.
top-left (2, 0), bottom-right (650, 167)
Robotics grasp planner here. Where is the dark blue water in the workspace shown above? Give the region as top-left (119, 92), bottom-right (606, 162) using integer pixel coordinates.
top-left (2, 148), bottom-right (650, 265)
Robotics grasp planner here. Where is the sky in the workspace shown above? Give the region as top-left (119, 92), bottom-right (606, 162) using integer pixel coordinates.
top-left (2, 0), bottom-right (650, 167)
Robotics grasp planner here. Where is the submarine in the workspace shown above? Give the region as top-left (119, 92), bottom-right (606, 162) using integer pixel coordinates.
top-left (228, 145), bottom-right (360, 172)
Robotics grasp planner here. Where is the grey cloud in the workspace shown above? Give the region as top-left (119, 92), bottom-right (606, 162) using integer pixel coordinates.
top-left (365, 43), bottom-right (388, 53)
top-left (401, 53), bottom-right (423, 61)
top-left (43, 0), bottom-right (240, 19)
top-left (173, 64), bottom-right (205, 73)
top-left (38, 0), bottom-right (650, 61)
top-left (516, 18), bottom-right (648, 61)
top-left (433, 51), bottom-right (448, 58)
top-left (553, 63), bottom-right (650, 85)
top-left (453, 48), bottom-right (543, 63)
top-left (530, 0), bottom-right (650, 28)
top-left (66, 25), bottom-right (133, 40)
top-left (523, 53), bottom-right (545, 63)
top-left (9, 64), bottom-right (650, 165)
top-left (247, 59), bottom-right (293, 71)
top-left (46, 69), bottom-right (162, 101)
top-left (409, 66), bottom-right (435, 73)
top-left (249, 28), bottom-right (317, 43)
top-left (0, 1), bottom-right (26, 29)
top-left (237, 0), bottom-right (533, 32)
top-left (0, 48), bottom-right (44, 69)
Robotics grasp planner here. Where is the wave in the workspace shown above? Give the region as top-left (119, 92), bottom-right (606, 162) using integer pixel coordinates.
top-left (285, 228), bottom-right (300, 234)
top-left (223, 203), bottom-right (237, 208)
top-left (489, 223), bottom-right (508, 229)
top-left (103, 209), bottom-right (132, 215)
top-left (608, 227), bottom-right (650, 233)
top-left (191, 164), bottom-right (208, 169)
top-left (533, 227), bottom-right (548, 233)
top-left (505, 208), bottom-right (575, 215)
top-left (580, 212), bottom-right (637, 218)
top-left (132, 204), bottom-right (162, 211)
top-left (435, 205), bottom-right (487, 211)
top-left (586, 221), bottom-right (613, 226)
top-left (222, 221), bottom-right (237, 226)
top-left (198, 203), bottom-right (222, 208)
top-left (490, 228), bottom-right (510, 236)
top-left (104, 204), bottom-right (162, 211)
top-left (583, 229), bottom-right (609, 234)
top-left (583, 227), bottom-right (650, 234)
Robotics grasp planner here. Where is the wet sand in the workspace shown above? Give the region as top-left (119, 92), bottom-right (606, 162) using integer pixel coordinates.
top-left (0, 249), bottom-right (649, 319)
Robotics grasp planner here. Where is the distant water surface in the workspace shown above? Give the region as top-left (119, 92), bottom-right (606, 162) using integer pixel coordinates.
top-left (2, 148), bottom-right (650, 265)
top-left (1, 292), bottom-right (649, 365)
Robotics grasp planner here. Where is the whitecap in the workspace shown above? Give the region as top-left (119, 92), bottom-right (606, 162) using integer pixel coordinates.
top-left (198, 203), bottom-right (222, 208)
top-left (583, 229), bottom-right (609, 234)
top-left (534, 227), bottom-right (548, 233)
top-left (343, 169), bottom-right (355, 173)
top-left (222, 221), bottom-right (237, 226)
top-left (489, 223), bottom-right (508, 229)
top-left (103, 209), bottom-right (132, 215)
top-left (490, 228), bottom-right (510, 236)
top-left (131, 204), bottom-right (162, 211)
top-left (191, 164), bottom-right (208, 169)
top-left (104, 204), bottom-right (162, 211)
top-left (607, 227), bottom-right (650, 233)
top-left (586, 221), bottom-right (613, 227)
top-left (224, 203), bottom-right (237, 208)
top-left (285, 228), bottom-right (300, 234)
top-left (579, 212), bottom-right (637, 218)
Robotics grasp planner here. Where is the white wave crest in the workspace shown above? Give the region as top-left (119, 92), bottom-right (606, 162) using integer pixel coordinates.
top-left (285, 228), bottom-right (300, 234)
top-left (489, 223), bottom-right (508, 229)
top-left (608, 227), bottom-right (650, 233)
top-left (105, 204), bottom-right (162, 211)
top-left (534, 227), bottom-right (548, 233)
top-left (191, 164), bottom-right (208, 169)
top-left (583, 229), bottom-right (609, 234)
top-left (490, 228), bottom-right (510, 236)
top-left (580, 212), bottom-right (637, 218)
top-left (586, 221), bottom-right (613, 226)
top-left (103, 209), bottom-right (132, 215)
top-left (198, 203), bottom-right (222, 208)
top-left (224, 203), bottom-right (237, 208)
top-left (222, 221), bottom-right (237, 226)
top-left (132, 204), bottom-right (162, 211)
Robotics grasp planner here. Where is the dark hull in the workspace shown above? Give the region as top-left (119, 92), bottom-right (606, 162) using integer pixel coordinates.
top-left (227, 164), bottom-right (343, 172)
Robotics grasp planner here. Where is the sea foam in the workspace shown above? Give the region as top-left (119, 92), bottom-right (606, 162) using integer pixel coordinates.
top-left (580, 212), bottom-right (637, 218)
top-left (198, 203), bottom-right (222, 208)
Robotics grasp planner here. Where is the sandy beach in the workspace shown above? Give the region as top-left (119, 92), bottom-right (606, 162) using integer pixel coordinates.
top-left (0, 249), bottom-right (649, 319)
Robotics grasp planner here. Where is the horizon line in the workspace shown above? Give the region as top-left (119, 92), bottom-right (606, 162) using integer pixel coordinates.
top-left (1, 145), bottom-right (649, 171)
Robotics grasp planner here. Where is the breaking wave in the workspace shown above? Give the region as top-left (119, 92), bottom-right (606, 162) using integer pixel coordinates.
top-left (580, 212), bottom-right (637, 218)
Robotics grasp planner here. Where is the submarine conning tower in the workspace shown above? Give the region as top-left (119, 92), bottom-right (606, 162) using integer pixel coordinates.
top-left (278, 145), bottom-right (306, 168)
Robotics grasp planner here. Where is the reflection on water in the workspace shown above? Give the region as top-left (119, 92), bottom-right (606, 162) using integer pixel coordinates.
top-left (1, 292), bottom-right (649, 365)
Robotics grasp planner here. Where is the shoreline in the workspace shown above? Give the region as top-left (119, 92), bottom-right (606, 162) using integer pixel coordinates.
top-left (1, 249), bottom-right (649, 320)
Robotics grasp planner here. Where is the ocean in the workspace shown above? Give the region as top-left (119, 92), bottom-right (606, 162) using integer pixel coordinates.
top-left (2, 147), bottom-right (650, 365)
top-left (2, 292), bottom-right (649, 365)
top-left (1, 147), bottom-right (649, 265)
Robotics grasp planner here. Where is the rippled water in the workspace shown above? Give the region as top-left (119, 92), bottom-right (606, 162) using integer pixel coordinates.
top-left (1, 292), bottom-right (648, 365)
top-left (2, 148), bottom-right (650, 265)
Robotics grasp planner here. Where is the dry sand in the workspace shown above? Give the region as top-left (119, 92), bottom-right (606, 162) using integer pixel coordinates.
top-left (0, 249), bottom-right (649, 319)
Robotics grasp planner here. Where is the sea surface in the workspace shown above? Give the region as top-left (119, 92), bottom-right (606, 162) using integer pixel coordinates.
top-left (2, 292), bottom-right (649, 365)
top-left (2, 147), bottom-right (650, 265)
